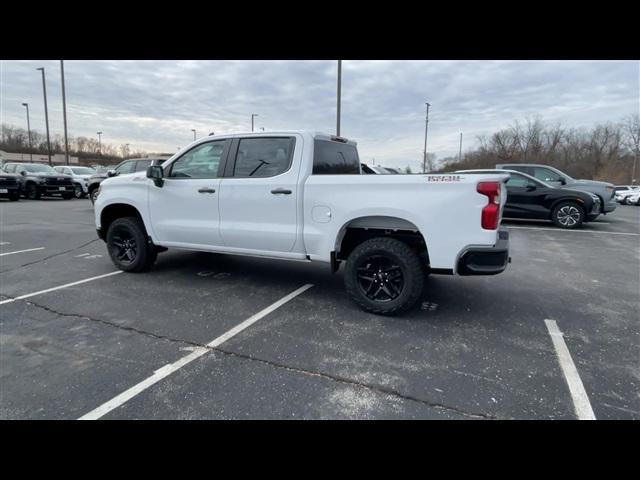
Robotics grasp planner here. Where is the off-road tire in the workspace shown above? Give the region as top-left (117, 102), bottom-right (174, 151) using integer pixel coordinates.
top-left (106, 216), bottom-right (157, 272)
top-left (344, 237), bottom-right (424, 316)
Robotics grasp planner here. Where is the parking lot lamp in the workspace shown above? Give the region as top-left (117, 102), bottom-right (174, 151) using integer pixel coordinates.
top-left (60, 60), bottom-right (70, 165)
top-left (97, 132), bottom-right (103, 155)
top-left (251, 114), bottom-right (259, 132)
top-left (336, 60), bottom-right (342, 137)
top-left (36, 67), bottom-right (53, 166)
top-left (422, 102), bottom-right (431, 173)
top-left (21, 103), bottom-right (33, 163)
top-left (191, 129), bottom-right (197, 141)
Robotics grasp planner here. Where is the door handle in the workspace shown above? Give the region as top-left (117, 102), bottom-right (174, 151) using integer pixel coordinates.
top-left (198, 187), bottom-right (216, 194)
top-left (271, 188), bottom-right (292, 195)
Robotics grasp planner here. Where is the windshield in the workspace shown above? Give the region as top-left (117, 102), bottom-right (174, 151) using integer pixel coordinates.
top-left (70, 167), bottom-right (96, 175)
top-left (22, 164), bottom-right (56, 174)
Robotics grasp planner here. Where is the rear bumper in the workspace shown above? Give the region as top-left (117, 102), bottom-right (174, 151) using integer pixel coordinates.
top-left (457, 229), bottom-right (510, 276)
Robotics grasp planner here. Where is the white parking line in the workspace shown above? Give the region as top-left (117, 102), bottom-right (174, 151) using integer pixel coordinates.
top-left (0, 247), bottom-right (46, 257)
top-left (544, 319), bottom-right (596, 420)
top-left (78, 283), bottom-right (314, 420)
top-left (508, 226), bottom-right (639, 236)
top-left (0, 271), bottom-right (123, 305)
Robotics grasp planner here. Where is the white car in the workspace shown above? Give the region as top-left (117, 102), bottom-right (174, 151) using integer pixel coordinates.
top-left (95, 131), bottom-right (510, 315)
top-left (626, 191), bottom-right (640, 206)
top-left (614, 185), bottom-right (640, 204)
top-left (53, 165), bottom-right (97, 198)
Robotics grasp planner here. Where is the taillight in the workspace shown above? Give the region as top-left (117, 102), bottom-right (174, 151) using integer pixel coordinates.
top-left (477, 181), bottom-right (501, 230)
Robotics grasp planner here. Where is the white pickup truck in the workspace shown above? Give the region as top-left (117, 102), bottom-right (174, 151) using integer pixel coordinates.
top-left (95, 131), bottom-right (510, 315)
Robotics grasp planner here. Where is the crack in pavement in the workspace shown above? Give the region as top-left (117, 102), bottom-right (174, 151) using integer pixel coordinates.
top-left (0, 238), bottom-right (100, 273)
top-left (11, 298), bottom-right (500, 420)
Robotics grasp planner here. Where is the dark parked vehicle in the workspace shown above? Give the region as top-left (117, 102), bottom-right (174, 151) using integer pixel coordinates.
top-left (2, 162), bottom-right (74, 200)
top-left (87, 158), bottom-right (167, 204)
top-left (0, 171), bottom-right (22, 201)
top-left (457, 169), bottom-right (602, 229)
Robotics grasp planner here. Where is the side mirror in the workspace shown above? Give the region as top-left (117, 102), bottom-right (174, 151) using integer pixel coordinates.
top-left (106, 169), bottom-right (117, 178)
top-left (146, 165), bottom-right (164, 187)
top-left (20, 170), bottom-right (26, 176)
top-left (559, 178), bottom-right (567, 185)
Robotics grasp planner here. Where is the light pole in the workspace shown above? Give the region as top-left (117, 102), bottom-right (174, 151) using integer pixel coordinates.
top-left (36, 67), bottom-right (52, 165)
top-left (251, 114), bottom-right (258, 132)
top-left (21, 103), bottom-right (33, 163)
top-left (124, 143), bottom-right (130, 159)
top-left (97, 132), bottom-right (103, 155)
top-left (191, 129), bottom-right (196, 141)
top-left (336, 60), bottom-right (342, 137)
top-left (60, 60), bottom-right (70, 165)
top-left (458, 132), bottom-right (463, 162)
top-left (422, 102), bottom-right (431, 173)
top-left (260, 127), bottom-right (265, 132)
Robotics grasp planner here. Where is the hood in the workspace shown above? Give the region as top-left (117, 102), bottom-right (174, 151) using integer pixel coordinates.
top-left (0, 172), bottom-right (21, 179)
top-left (89, 173), bottom-right (109, 181)
top-left (568, 178), bottom-right (613, 188)
top-left (73, 173), bottom-right (93, 179)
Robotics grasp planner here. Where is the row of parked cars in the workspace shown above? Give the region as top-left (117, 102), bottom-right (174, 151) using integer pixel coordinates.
top-left (362, 162), bottom-right (619, 230)
top-left (0, 158), bottom-right (167, 202)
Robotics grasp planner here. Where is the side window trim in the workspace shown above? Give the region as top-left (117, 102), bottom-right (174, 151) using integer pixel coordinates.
top-left (225, 136), bottom-right (296, 179)
top-left (166, 139), bottom-right (231, 179)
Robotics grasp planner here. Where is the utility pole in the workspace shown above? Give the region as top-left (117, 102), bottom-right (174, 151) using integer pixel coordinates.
top-left (251, 114), bottom-right (258, 132)
top-left (422, 102), bottom-right (431, 173)
top-left (36, 67), bottom-right (52, 165)
top-left (21, 103), bottom-right (33, 162)
top-left (60, 60), bottom-right (70, 165)
top-left (336, 60), bottom-right (342, 137)
top-left (458, 132), bottom-right (463, 162)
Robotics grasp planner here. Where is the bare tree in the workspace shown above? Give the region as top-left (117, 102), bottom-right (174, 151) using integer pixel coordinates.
top-left (622, 114), bottom-right (640, 183)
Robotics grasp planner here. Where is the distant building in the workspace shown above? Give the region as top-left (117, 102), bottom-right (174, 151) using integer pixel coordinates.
top-left (0, 150), bottom-right (79, 164)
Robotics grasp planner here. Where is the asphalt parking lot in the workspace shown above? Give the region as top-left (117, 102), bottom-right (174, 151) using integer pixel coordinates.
top-left (1, 197), bottom-right (638, 420)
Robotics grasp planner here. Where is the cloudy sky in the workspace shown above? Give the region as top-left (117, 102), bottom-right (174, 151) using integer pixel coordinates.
top-left (1, 60), bottom-right (638, 171)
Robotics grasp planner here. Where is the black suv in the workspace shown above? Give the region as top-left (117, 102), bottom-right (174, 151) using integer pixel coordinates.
top-left (87, 158), bottom-right (167, 204)
top-left (3, 162), bottom-right (75, 200)
top-left (0, 168), bottom-right (22, 201)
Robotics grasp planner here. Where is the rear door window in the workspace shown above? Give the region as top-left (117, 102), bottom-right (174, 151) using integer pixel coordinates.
top-left (312, 140), bottom-right (360, 174)
top-left (232, 137), bottom-right (294, 178)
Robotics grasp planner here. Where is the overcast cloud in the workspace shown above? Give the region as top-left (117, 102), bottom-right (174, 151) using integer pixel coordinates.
top-left (1, 60), bottom-right (638, 171)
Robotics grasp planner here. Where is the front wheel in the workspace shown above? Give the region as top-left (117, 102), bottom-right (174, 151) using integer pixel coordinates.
top-left (552, 201), bottom-right (585, 229)
top-left (90, 188), bottom-right (99, 204)
top-left (25, 183), bottom-right (41, 200)
top-left (106, 216), bottom-right (157, 272)
top-left (344, 237), bottom-right (424, 316)
top-left (74, 185), bottom-right (85, 199)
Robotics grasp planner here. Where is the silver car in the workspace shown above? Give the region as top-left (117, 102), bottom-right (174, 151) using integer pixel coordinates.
top-left (496, 163), bottom-right (617, 214)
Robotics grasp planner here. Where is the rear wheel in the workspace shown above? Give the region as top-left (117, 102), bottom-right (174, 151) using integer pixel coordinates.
top-left (344, 237), bottom-right (424, 315)
top-left (106, 216), bottom-right (157, 272)
top-left (552, 201), bottom-right (585, 229)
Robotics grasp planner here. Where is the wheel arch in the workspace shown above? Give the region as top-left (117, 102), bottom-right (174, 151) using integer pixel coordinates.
top-left (334, 215), bottom-right (429, 266)
top-left (100, 203), bottom-right (148, 240)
